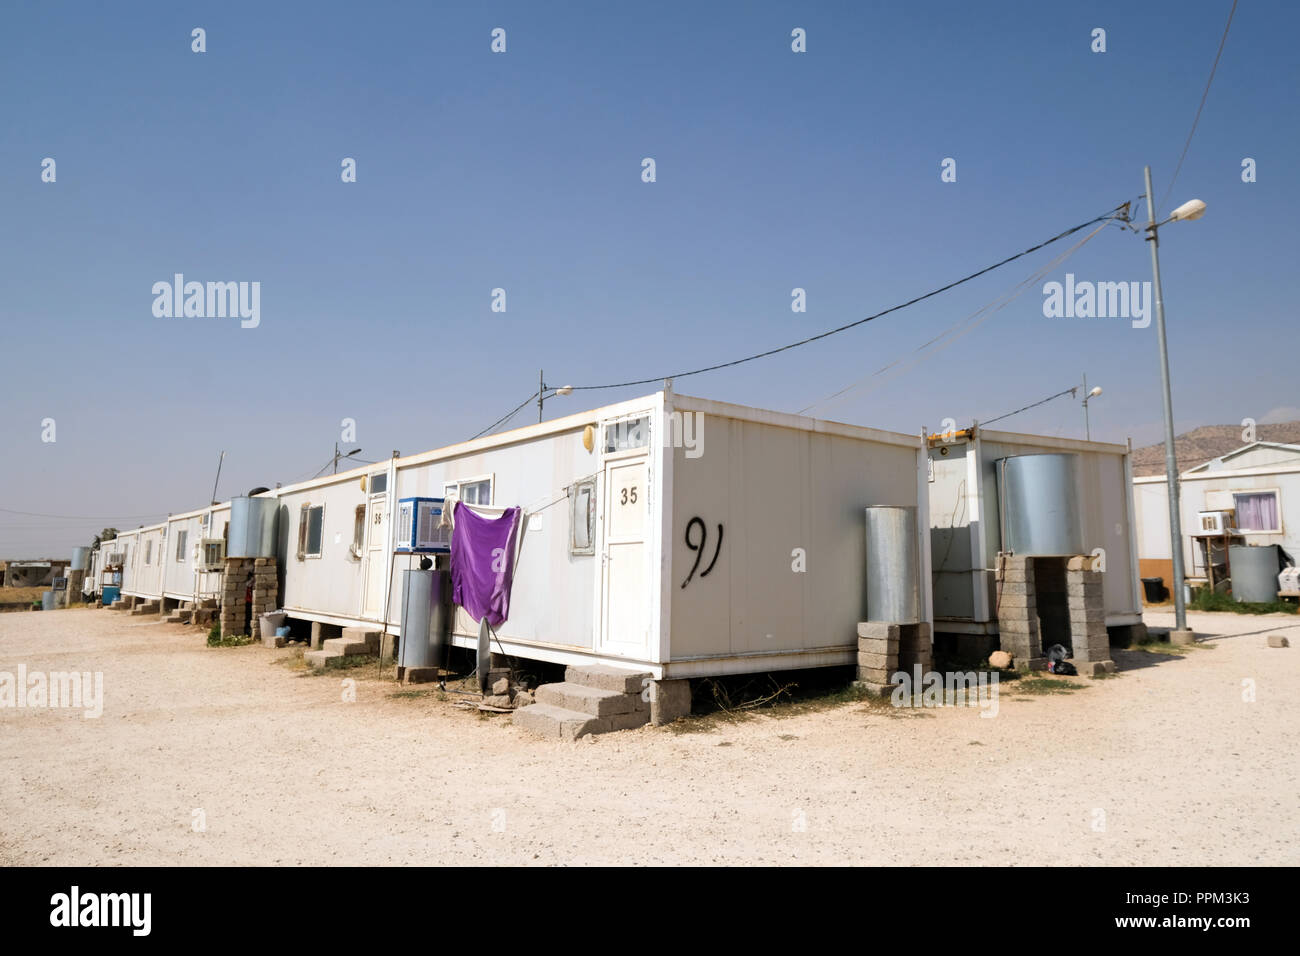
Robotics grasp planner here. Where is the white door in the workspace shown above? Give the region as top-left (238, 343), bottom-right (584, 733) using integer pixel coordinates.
top-left (362, 493), bottom-right (388, 619)
top-left (600, 456), bottom-right (650, 658)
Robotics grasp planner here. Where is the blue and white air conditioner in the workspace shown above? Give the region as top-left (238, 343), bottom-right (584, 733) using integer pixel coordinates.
top-left (395, 497), bottom-right (451, 553)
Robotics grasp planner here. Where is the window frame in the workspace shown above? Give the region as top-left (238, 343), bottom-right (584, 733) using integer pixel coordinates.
top-left (175, 529), bottom-right (188, 563)
top-left (297, 503), bottom-right (326, 560)
top-left (444, 474), bottom-right (495, 507)
top-left (569, 477), bottom-right (597, 555)
top-left (1232, 489), bottom-right (1282, 534)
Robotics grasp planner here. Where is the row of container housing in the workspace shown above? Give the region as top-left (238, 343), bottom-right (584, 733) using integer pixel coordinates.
top-left (84, 389), bottom-right (1144, 678)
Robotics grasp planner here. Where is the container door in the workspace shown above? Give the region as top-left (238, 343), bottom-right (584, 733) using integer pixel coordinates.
top-left (599, 455), bottom-right (650, 658)
top-left (362, 493), bottom-right (388, 619)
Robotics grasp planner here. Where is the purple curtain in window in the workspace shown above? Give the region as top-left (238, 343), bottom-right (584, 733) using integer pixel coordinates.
top-left (1235, 493), bottom-right (1278, 531)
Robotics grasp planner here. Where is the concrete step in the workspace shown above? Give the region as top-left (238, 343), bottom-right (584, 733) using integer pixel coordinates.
top-left (512, 702), bottom-right (648, 741)
top-left (322, 636), bottom-right (377, 656)
top-left (564, 664), bottom-right (651, 695)
top-left (165, 611), bottom-right (192, 624)
top-left (536, 681), bottom-right (644, 718)
top-left (305, 648), bottom-right (345, 669)
top-left (342, 627), bottom-right (380, 643)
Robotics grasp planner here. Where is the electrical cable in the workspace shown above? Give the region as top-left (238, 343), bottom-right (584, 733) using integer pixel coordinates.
top-left (563, 202), bottom-right (1130, 392)
top-left (1159, 0), bottom-right (1239, 215)
top-left (470, 392), bottom-right (538, 441)
top-left (978, 386), bottom-right (1082, 429)
top-left (798, 218), bottom-right (1109, 415)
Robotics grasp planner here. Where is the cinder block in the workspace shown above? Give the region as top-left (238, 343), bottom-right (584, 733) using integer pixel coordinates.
top-left (650, 679), bottom-right (691, 726)
top-left (564, 664), bottom-right (651, 695)
top-left (856, 666), bottom-right (896, 684)
top-left (857, 636), bottom-right (900, 655)
top-left (857, 651), bottom-right (895, 671)
top-left (857, 621), bottom-right (901, 641)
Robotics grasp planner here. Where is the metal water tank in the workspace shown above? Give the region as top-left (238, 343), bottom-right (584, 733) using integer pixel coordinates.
top-left (399, 569), bottom-right (451, 669)
top-left (996, 454), bottom-right (1084, 556)
top-left (864, 506), bottom-right (920, 623)
top-left (228, 496), bottom-right (279, 558)
top-left (1229, 544), bottom-right (1280, 603)
top-left (70, 547), bottom-right (90, 571)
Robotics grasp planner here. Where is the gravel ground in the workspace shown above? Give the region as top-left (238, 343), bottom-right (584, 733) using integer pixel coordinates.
top-left (1, 606), bottom-right (1297, 866)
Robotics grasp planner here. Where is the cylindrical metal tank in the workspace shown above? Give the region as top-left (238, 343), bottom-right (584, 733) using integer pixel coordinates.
top-left (70, 547), bottom-right (90, 571)
top-left (399, 569), bottom-right (451, 669)
top-left (996, 454), bottom-right (1084, 556)
top-left (1229, 544), bottom-right (1280, 603)
top-left (864, 506), bottom-right (920, 623)
top-left (228, 496), bottom-right (279, 558)
top-left (41, 591), bottom-right (55, 611)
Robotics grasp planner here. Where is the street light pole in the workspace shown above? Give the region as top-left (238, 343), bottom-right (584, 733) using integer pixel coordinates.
top-left (1144, 165), bottom-right (1191, 638)
top-left (1083, 373), bottom-right (1091, 440)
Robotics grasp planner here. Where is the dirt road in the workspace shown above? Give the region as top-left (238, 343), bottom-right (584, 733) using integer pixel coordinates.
top-left (2, 607), bottom-right (1296, 865)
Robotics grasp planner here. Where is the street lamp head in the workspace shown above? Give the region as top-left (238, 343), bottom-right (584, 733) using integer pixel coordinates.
top-left (1169, 199), bottom-right (1207, 222)
top-left (556, 386), bottom-right (574, 396)
top-left (1088, 386), bottom-right (1103, 398)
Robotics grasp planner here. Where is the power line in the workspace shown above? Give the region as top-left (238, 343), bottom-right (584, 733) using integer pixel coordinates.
top-left (470, 392), bottom-right (538, 441)
top-left (978, 386), bottom-right (1081, 429)
top-left (798, 218), bottom-right (1110, 415)
top-left (1160, 0), bottom-right (1239, 215)
top-left (565, 202), bottom-right (1130, 392)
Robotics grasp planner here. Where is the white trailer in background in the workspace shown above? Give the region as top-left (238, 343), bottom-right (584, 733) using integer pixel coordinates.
top-left (926, 427), bottom-right (1144, 643)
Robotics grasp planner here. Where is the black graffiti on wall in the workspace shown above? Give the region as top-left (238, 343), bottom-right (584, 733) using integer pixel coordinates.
top-left (681, 517), bottom-right (724, 588)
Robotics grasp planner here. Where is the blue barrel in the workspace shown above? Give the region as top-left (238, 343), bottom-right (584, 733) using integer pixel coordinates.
top-left (102, 585), bottom-right (121, 606)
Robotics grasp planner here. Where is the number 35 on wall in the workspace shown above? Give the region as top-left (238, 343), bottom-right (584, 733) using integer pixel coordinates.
top-left (619, 485), bottom-right (638, 506)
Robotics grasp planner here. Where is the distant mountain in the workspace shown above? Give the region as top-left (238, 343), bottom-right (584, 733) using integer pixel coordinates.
top-left (1131, 423), bottom-right (1300, 477)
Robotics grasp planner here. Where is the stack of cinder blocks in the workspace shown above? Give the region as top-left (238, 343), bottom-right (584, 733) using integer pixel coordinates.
top-left (1066, 556), bottom-right (1113, 674)
top-left (220, 558), bottom-right (252, 637)
top-left (996, 555), bottom-right (1043, 669)
top-left (856, 620), bottom-right (931, 694)
top-left (996, 554), bottom-right (1115, 675)
top-left (250, 558), bottom-right (278, 635)
top-left (221, 556), bottom-right (278, 638)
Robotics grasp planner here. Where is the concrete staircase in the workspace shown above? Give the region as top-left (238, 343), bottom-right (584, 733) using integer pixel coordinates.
top-left (304, 627), bottom-right (381, 669)
top-left (514, 664), bottom-right (652, 741)
top-left (130, 599), bottom-right (160, 617)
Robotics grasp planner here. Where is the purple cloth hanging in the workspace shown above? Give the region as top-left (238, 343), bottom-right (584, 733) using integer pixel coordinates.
top-left (450, 502), bottom-right (521, 628)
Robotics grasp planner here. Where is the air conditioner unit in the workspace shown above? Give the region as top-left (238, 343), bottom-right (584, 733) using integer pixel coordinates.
top-left (395, 497), bottom-right (451, 553)
top-left (199, 538), bottom-right (227, 570)
top-left (104, 551), bottom-right (124, 567)
top-left (1194, 510), bottom-right (1235, 536)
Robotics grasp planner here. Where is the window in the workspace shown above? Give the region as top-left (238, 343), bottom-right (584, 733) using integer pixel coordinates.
top-left (351, 505), bottom-right (366, 558)
top-left (368, 473), bottom-right (387, 494)
top-left (175, 530), bottom-right (188, 562)
top-left (145, 540), bottom-right (153, 565)
top-left (297, 503), bottom-right (325, 559)
top-left (570, 478), bottom-right (596, 555)
top-left (444, 476), bottom-right (493, 506)
top-left (604, 416), bottom-right (649, 453)
top-left (1234, 491), bottom-right (1281, 533)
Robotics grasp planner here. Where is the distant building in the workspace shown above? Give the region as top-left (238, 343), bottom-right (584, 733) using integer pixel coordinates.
top-left (1133, 441), bottom-right (1300, 596)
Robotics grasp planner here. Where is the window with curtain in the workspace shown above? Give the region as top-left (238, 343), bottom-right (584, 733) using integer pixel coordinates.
top-left (1233, 491), bottom-right (1280, 532)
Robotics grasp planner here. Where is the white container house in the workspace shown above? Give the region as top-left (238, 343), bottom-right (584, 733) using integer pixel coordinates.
top-left (926, 427), bottom-right (1144, 638)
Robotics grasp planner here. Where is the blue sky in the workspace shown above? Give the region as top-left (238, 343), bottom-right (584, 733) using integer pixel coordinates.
top-left (2, 0), bottom-right (1296, 554)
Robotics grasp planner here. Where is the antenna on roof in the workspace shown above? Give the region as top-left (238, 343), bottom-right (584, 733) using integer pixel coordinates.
top-left (210, 451), bottom-right (226, 506)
